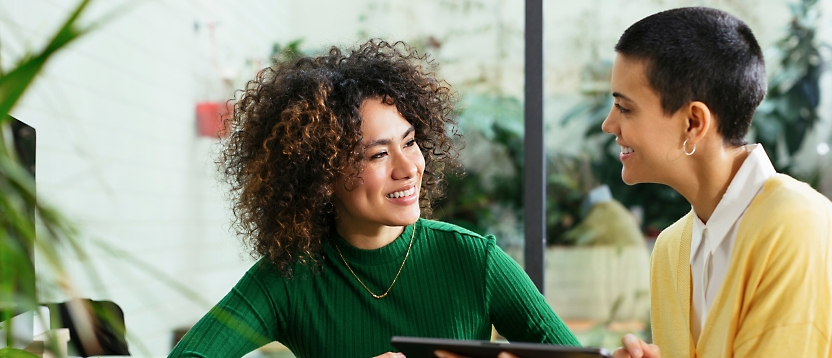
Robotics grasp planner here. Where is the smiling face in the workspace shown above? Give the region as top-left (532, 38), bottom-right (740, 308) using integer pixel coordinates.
top-left (601, 54), bottom-right (687, 185)
top-left (332, 98), bottom-right (425, 234)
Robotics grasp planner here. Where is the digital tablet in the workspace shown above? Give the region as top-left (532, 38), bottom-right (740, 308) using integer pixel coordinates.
top-left (391, 336), bottom-right (612, 358)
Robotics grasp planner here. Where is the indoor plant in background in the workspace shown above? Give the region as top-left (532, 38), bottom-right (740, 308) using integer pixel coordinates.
top-left (434, 93), bottom-right (526, 251)
top-left (3, 2), bottom-right (255, 356)
top-left (752, 0), bottom-right (826, 180)
top-left (544, 182), bottom-right (650, 347)
top-left (0, 1), bottom-right (154, 356)
top-left (434, 93), bottom-right (596, 254)
top-left (1, 1), bottom-right (99, 355)
top-left (434, 91), bottom-right (651, 343)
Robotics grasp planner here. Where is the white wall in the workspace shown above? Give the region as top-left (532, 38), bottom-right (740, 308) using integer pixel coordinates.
top-left (3, 0), bottom-right (289, 355)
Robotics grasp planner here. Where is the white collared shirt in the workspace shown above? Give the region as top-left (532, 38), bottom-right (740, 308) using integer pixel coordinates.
top-left (689, 144), bottom-right (776, 342)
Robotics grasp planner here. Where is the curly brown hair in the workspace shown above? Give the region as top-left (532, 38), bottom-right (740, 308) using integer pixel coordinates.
top-left (220, 39), bottom-right (460, 274)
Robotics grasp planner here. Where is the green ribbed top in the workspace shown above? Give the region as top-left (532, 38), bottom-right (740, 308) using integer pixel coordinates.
top-left (169, 219), bottom-right (579, 358)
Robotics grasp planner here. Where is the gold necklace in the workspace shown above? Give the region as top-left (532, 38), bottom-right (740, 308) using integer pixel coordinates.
top-left (334, 224), bottom-right (416, 299)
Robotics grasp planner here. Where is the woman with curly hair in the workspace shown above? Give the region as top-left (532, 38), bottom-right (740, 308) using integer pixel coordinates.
top-left (168, 40), bottom-right (579, 358)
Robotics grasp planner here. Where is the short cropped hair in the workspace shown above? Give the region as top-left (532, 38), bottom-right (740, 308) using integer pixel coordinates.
top-left (615, 7), bottom-right (766, 146)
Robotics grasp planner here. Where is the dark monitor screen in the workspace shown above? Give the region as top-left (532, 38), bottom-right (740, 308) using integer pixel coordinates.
top-left (1, 116), bottom-right (37, 316)
top-left (9, 116), bottom-right (36, 178)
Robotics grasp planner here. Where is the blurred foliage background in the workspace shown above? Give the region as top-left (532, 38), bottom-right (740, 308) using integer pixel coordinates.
top-left (437, 0), bottom-right (830, 246)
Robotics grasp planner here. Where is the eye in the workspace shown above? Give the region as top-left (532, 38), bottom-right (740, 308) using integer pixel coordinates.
top-left (404, 138), bottom-right (417, 147)
top-left (370, 150), bottom-right (388, 159)
top-left (614, 103), bottom-right (631, 114)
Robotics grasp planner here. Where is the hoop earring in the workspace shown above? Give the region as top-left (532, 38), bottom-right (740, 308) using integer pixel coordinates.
top-left (683, 139), bottom-right (696, 156)
top-left (323, 201), bottom-right (335, 214)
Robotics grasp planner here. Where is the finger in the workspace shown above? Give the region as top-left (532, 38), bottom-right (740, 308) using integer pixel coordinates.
top-left (621, 334), bottom-right (643, 358)
top-left (497, 352), bottom-right (519, 358)
top-left (612, 347), bottom-right (632, 358)
top-left (434, 350), bottom-right (465, 358)
top-left (374, 353), bottom-right (406, 358)
top-left (641, 342), bottom-right (660, 358)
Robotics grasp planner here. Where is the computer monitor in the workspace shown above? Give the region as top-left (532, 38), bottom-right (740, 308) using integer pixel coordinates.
top-left (0, 116), bottom-right (37, 348)
top-left (10, 117), bottom-right (37, 178)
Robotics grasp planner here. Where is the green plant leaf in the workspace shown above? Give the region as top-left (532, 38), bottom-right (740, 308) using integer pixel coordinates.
top-left (0, 348), bottom-right (40, 358)
top-left (0, 0), bottom-right (96, 121)
top-left (751, 0), bottom-right (822, 174)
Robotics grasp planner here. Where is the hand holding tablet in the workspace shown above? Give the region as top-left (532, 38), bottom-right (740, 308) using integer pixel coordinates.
top-left (610, 334), bottom-right (660, 358)
top-left (391, 336), bottom-right (612, 358)
top-left (434, 349), bottom-right (517, 358)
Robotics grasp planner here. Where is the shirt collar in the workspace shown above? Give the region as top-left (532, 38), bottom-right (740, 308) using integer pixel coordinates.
top-left (689, 144), bottom-right (776, 263)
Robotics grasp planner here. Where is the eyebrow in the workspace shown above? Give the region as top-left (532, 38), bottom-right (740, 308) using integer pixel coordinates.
top-left (612, 92), bottom-right (632, 102)
top-left (363, 126), bottom-right (416, 148)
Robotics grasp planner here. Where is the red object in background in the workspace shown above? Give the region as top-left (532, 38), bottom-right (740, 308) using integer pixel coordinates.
top-left (196, 101), bottom-right (233, 138)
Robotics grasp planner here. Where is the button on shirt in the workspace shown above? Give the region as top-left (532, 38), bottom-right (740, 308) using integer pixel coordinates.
top-left (689, 144), bottom-right (776, 342)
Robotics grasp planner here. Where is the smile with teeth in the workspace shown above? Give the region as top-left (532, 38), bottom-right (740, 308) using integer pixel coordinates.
top-left (620, 146), bottom-right (634, 154)
top-left (386, 186), bottom-right (416, 199)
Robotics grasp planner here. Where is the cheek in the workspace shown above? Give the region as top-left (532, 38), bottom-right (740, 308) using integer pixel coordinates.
top-left (356, 167), bottom-right (387, 192)
top-left (416, 154), bottom-right (426, 173)
top-left (339, 174), bottom-right (364, 192)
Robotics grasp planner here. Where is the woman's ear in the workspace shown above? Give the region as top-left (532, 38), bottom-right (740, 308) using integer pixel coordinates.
top-left (685, 101), bottom-right (712, 145)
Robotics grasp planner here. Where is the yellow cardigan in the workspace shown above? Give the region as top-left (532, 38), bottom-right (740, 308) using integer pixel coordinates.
top-left (651, 174), bottom-right (832, 357)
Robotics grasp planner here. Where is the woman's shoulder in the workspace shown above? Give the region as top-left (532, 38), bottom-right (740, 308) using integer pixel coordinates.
top-left (243, 257), bottom-right (319, 284)
top-left (417, 219), bottom-right (500, 272)
top-left (418, 218), bottom-right (497, 248)
top-left (740, 174), bottom-right (832, 247)
top-left (656, 212), bottom-right (693, 240)
top-left (420, 218), bottom-right (482, 236)
top-left (745, 174), bottom-right (832, 229)
top-left (243, 258), bottom-right (286, 282)
top-left (653, 211), bottom-right (694, 256)
top-left (754, 174), bottom-right (832, 211)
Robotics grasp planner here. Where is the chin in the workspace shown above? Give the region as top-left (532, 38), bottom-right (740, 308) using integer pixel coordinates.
top-left (401, 211), bottom-right (421, 225)
top-left (406, 208), bottom-right (422, 224)
top-left (385, 209), bottom-right (420, 227)
top-left (621, 170), bottom-right (641, 186)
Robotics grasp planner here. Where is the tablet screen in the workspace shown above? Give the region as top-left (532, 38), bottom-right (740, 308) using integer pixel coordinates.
top-left (391, 336), bottom-right (612, 358)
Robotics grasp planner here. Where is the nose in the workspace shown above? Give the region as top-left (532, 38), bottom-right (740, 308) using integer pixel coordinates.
top-left (391, 150), bottom-right (419, 180)
top-left (601, 107), bottom-right (617, 135)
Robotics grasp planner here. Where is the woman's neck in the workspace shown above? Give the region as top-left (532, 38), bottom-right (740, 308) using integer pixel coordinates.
top-left (335, 223), bottom-right (406, 250)
top-left (672, 144), bottom-right (749, 224)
